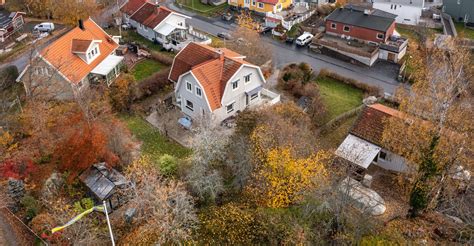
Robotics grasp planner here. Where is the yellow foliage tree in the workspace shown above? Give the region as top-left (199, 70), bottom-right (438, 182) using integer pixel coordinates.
top-left (248, 146), bottom-right (329, 208)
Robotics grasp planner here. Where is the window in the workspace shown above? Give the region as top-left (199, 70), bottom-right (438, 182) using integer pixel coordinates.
top-left (186, 81), bottom-right (192, 92)
top-left (376, 33), bottom-right (385, 40)
top-left (186, 100), bottom-right (194, 111)
top-left (379, 151), bottom-right (387, 160)
top-left (244, 74), bottom-right (251, 83)
top-left (252, 0), bottom-right (255, 6)
top-left (34, 67), bottom-right (49, 76)
top-left (251, 92), bottom-right (258, 100)
top-left (196, 87), bottom-right (202, 97)
top-left (226, 103), bottom-right (234, 113)
top-left (331, 23), bottom-right (337, 29)
top-left (276, 4), bottom-right (281, 9)
top-left (232, 80), bottom-right (239, 90)
top-left (343, 25), bottom-right (350, 32)
top-left (258, 2), bottom-right (264, 8)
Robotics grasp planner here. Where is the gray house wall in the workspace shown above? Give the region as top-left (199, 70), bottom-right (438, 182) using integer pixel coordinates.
top-left (176, 72), bottom-right (212, 120)
top-left (175, 65), bottom-right (265, 123)
top-left (19, 57), bottom-right (81, 100)
top-left (444, 0), bottom-right (474, 24)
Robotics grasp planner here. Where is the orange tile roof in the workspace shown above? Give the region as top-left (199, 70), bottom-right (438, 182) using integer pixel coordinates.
top-left (40, 18), bottom-right (119, 84)
top-left (120, 0), bottom-right (147, 16)
top-left (71, 39), bottom-right (92, 53)
top-left (171, 43), bottom-right (251, 111)
top-left (130, 3), bottom-right (172, 29)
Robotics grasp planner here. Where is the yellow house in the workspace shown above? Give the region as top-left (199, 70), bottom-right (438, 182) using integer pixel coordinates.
top-left (228, 0), bottom-right (293, 14)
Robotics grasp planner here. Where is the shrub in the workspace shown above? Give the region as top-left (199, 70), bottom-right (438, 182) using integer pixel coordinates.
top-left (318, 69), bottom-right (382, 97)
top-left (135, 68), bottom-right (171, 100)
top-left (0, 65), bottom-right (19, 90)
top-left (73, 198), bottom-right (95, 213)
top-left (21, 195), bottom-right (40, 219)
top-left (150, 51), bottom-right (173, 66)
top-left (109, 74), bottom-right (136, 112)
top-left (158, 154), bottom-right (178, 176)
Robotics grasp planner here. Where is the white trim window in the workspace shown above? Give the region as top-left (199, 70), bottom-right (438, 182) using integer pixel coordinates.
top-left (343, 25), bottom-right (350, 32)
top-left (258, 2), bottom-right (264, 8)
top-left (252, 0), bottom-right (256, 6)
top-left (226, 102), bottom-right (235, 113)
top-left (34, 66), bottom-right (50, 76)
top-left (244, 74), bottom-right (251, 83)
top-left (232, 80), bottom-right (239, 90)
top-left (376, 33), bottom-right (385, 40)
top-left (186, 81), bottom-right (192, 92)
top-left (331, 23), bottom-right (337, 29)
top-left (196, 86), bottom-right (202, 97)
top-left (185, 100), bottom-right (194, 111)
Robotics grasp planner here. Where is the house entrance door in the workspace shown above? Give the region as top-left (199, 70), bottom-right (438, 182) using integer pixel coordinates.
top-left (387, 52), bottom-right (396, 62)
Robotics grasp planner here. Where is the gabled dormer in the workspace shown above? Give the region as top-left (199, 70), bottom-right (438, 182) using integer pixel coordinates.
top-left (71, 39), bottom-right (102, 64)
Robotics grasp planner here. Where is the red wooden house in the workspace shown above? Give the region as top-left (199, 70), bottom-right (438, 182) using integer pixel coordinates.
top-left (0, 10), bottom-right (25, 42)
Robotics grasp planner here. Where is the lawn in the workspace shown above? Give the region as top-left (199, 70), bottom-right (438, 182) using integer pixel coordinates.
top-left (121, 115), bottom-right (191, 160)
top-left (132, 59), bottom-right (165, 81)
top-left (176, 0), bottom-right (228, 16)
top-left (316, 76), bottom-right (363, 122)
top-left (454, 22), bottom-right (474, 40)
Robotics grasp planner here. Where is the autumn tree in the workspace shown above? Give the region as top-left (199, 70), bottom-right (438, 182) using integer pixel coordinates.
top-left (115, 157), bottom-right (198, 244)
top-left (382, 40), bottom-right (473, 218)
top-left (108, 74), bottom-right (136, 112)
top-left (228, 27), bottom-right (272, 66)
top-left (23, 0), bottom-right (98, 25)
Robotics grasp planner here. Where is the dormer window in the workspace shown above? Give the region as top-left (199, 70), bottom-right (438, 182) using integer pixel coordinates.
top-left (71, 39), bottom-right (101, 64)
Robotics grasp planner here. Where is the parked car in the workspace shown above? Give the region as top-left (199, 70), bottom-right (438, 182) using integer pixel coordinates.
top-left (217, 32), bottom-right (232, 40)
top-left (222, 13), bottom-right (233, 21)
top-left (285, 36), bottom-right (295, 44)
top-left (259, 26), bottom-right (273, 35)
top-left (33, 22), bottom-right (55, 33)
top-left (295, 32), bottom-right (313, 46)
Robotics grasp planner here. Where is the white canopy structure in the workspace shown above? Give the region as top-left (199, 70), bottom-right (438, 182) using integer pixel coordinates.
top-left (91, 55), bottom-right (124, 76)
top-left (335, 134), bottom-right (381, 169)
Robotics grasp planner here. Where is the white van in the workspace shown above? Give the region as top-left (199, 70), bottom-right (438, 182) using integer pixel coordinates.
top-left (34, 22), bottom-right (55, 33)
top-left (295, 32), bottom-right (314, 46)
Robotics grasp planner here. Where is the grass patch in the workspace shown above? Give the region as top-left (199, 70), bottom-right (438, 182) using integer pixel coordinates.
top-left (132, 59), bottom-right (165, 81)
top-left (176, 0), bottom-right (228, 16)
top-left (121, 115), bottom-right (191, 160)
top-left (454, 22), bottom-right (474, 40)
top-left (316, 76), bottom-right (363, 121)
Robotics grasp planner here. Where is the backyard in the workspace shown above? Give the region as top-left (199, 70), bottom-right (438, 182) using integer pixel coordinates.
top-left (121, 115), bottom-right (191, 160)
top-left (454, 22), bottom-right (474, 40)
top-left (131, 59), bottom-right (166, 81)
top-left (316, 76), bottom-right (363, 122)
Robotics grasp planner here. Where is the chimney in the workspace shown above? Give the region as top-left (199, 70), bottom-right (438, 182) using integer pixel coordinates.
top-left (78, 19), bottom-right (85, 31)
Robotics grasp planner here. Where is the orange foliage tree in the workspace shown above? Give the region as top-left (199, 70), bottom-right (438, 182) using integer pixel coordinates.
top-left (54, 112), bottom-right (119, 179)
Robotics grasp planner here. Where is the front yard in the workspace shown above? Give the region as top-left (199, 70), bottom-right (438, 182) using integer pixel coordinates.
top-left (316, 76), bottom-right (363, 122)
top-left (131, 59), bottom-right (166, 81)
top-left (176, 0), bottom-right (228, 16)
top-left (121, 115), bottom-right (191, 160)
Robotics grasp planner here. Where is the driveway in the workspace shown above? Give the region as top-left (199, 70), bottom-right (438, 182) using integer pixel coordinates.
top-left (166, 2), bottom-right (402, 95)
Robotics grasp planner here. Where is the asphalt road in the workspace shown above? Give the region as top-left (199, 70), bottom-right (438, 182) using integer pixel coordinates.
top-left (167, 2), bottom-right (402, 94)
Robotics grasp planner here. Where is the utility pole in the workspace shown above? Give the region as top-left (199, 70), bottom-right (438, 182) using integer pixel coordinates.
top-left (103, 201), bottom-right (116, 246)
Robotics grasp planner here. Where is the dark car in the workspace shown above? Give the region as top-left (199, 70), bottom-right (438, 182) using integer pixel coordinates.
top-left (217, 32), bottom-right (232, 40)
top-left (259, 26), bottom-right (273, 35)
top-left (285, 37), bottom-right (295, 44)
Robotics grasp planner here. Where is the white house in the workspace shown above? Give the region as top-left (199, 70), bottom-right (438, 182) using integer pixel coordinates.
top-left (335, 104), bottom-right (410, 173)
top-left (169, 43), bottom-right (280, 123)
top-left (120, 0), bottom-right (210, 51)
top-left (372, 0), bottom-right (424, 26)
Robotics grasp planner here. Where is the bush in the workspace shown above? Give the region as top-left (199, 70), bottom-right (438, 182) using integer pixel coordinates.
top-left (135, 68), bottom-right (171, 100)
top-left (0, 65), bottom-right (19, 90)
top-left (73, 198), bottom-right (95, 213)
top-left (158, 154), bottom-right (178, 176)
top-left (150, 51), bottom-right (173, 66)
top-left (318, 69), bottom-right (382, 97)
top-left (109, 74), bottom-right (136, 112)
top-left (21, 195), bottom-right (40, 219)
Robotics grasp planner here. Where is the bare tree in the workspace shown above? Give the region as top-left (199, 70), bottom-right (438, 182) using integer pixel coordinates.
top-left (227, 27), bottom-right (272, 66)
